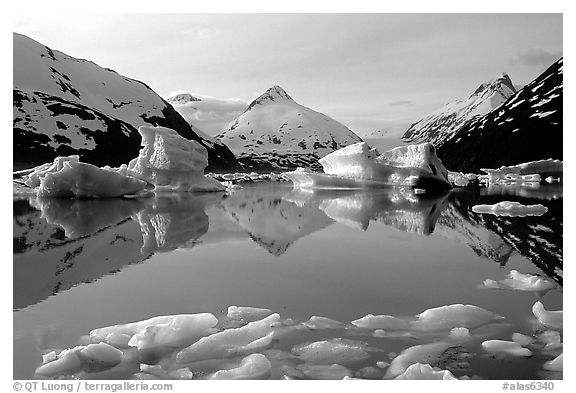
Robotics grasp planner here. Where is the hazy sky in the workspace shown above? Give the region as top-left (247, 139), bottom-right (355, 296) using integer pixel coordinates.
top-left (13, 13), bottom-right (562, 137)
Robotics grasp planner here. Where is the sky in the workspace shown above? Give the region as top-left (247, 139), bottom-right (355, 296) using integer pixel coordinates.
top-left (12, 13), bottom-right (563, 137)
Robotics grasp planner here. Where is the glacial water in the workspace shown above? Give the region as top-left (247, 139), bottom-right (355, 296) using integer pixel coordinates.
top-left (13, 181), bottom-right (563, 380)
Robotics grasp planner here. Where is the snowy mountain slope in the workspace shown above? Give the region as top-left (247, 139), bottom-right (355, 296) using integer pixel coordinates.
top-left (13, 33), bottom-right (238, 171)
top-left (402, 73), bottom-right (516, 145)
top-left (215, 86), bottom-right (363, 170)
top-left (437, 58), bottom-right (562, 173)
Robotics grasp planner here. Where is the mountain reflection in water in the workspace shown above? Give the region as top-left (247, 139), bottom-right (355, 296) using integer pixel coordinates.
top-left (13, 182), bottom-right (562, 310)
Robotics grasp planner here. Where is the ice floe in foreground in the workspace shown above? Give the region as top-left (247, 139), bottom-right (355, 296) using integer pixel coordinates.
top-left (532, 302), bottom-right (562, 331)
top-left (471, 201), bottom-right (548, 217)
top-left (33, 300), bottom-right (561, 380)
top-left (482, 270), bottom-right (556, 293)
top-left (481, 340), bottom-right (533, 357)
top-left (284, 142), bottom-right (451, 190)
top-left (394, 363), bottom-right (457, 380)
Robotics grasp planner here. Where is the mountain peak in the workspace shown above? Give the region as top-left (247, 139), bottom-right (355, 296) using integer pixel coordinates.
top-left (166, 92), bottom-right (202, 105)
top-left (472, 72), bottom-right (515, 96)
top-left (245, 85), bottom-right (293, 112)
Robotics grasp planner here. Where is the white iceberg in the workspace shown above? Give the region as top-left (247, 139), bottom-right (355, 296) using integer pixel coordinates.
top-left (90, 313), bottom-right (217, 346)
top-left (448, 327), bottom-right (471, 343)
top-left (207, 353), bottom-right (272, 380)
top-left (384, 342), bottom-right (453, 378)
top-left (410, 304), bottom-right (503, 331)
top-left (482, 270), bottom-right (555, 292)
top-left (24, 156), bottom-right (147, 198)
top-left (394, 363), bottom-right (457, 380)
top-left (127, 313), bottom-right (219, 350)
top-left (291, 338), bottom-right (370, 365)
top-left (448, 171), bottom-right (470, 187)
top-left (302, 316), bottom-right (344, 330)
top-left (481, 340), bottom-right (533, 357)
top-left (36, 348), bottom-right (83, 377)
top-left (226, 306), bottom-right (274, 322)
top-left (482, 159), bottom-right (562, 178)
top-left (532, 302), bottom-right (562, 330)
top-left (78, 343), bottom-right (123, 369)
top-left (296, 364), bottom-right (353, 380)
top-left (471, 201), bottom-right (548, 217)
top-left (511, 333), bottom-right (535, 346)
top-left (351, 314), bottom-right (409, 330)
top-left (176, 314), bottom-right (280, 363)
top-left (543, 353), bottom-right (563, 372)
top-left (284, 142), bottom-right (451, 190)
top-left (126, 126), bottom-right (225, 192)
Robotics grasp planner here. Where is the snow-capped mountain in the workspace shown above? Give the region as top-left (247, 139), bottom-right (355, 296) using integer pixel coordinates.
top-left (13, 33), bottom-right (238, 171)
top-left (166, 93), bottom-right (202, 105)
top-left (402, 73), bottom-right (517, 145)
top-left (437, 58), bottom-right (562, 173)
top-left (215, 85), bottom-right (363, 170)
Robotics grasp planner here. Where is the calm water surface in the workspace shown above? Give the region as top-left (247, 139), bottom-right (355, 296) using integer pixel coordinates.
top-left (13, 181), bottom-right (563, 380)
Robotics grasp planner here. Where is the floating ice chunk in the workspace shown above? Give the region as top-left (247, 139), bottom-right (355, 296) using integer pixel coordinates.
top-left (448, 327), bottom-right (470, 342)
top-left (376, 361), bottom-right (390, 369)
top-left (35, 348), bottom-right (82, 377)
top-left (227, 306), bottom-right (274, 322)
top-left (532, 302), bottom-right (562, 330)
top-left (512, 333), bottom-right (535, 346)
top-left (385, 342), bottom-right (453, 378)
top-left (543, 353), bottom-right (563, 372)
top-left (292, 338), bottom-right (370, 364)
top-left (78, 343), bottom-right (123, 369)
top-left (410, 304), bottom-right (503, 331)
top-left (296, 364), bottom-right (353, 380)
top-left (26, 156), bottom-right (148, 198)
top-left (472, 201), bottom-right (548, 217)
top-left (139, 364), bottom-right (193, 380)
top-left (90, 313), bottom-right (217, 345)
top-left (481, 159), bottom-right (562, 177)
top-left (207, 353), bottom-right (272, 380)
top-left (105, 333), bottom-right (132, 348)
top-left (481, 340), bottom-right (533, 357)
top-left (302, 316), bottom-right (344, 330)
top-left (24, 155), bottom-right (80, 188)
top-left (284, 142), bottom-right (450, 190)
top-left (482, 270), bottom-right (555, 292)
top-left (127, 126), bottom-right (225, 192)
top-left (351, 314), bottom-right (409, 330)
top-left (176, 313), bottom-right (280, 363)
top-left (394, 363), bottom-right (457, 380)
top-left (127, 313), bottom-right (219, 350)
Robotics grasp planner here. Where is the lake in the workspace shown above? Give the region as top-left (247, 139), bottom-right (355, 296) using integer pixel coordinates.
top-left (13, 181), bottom-right (563, 380)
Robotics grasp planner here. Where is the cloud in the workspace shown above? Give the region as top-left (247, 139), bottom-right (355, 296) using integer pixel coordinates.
top-left (388, 100), bottom-right (412, 107)
top-left (167, 94), bottom-right (248, 136)
top-left (511, 49), bottom-right (562, 67)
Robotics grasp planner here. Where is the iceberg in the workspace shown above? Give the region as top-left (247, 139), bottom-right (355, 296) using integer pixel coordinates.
top-left (127, 126), bottom-right (225, 192)
top-left (410, 304), bottom-right (504, 331)
top-left (207, 353), bottom-right (272, 380)
top-left (472, 201), bottom-right (548, 217)
top-left (36, 343), bottom-right (124, 377)
top-left (89, 313), bottom-right (218, 346)
top-left (126, 314), bottom-right (219, 350)
top-left (35, 348), bottom-right (83, 377)
top-left (77, 343), bottom-right (124, 370)
top-left (226, 306), bottom-right (274, 322)
top-left (23, 156), bottom-right (148, 198)
top-left (532, 302), bottom-right (562, 331)
top-left (481, 340), bottom-right (533, 357)
top-left (384, 342), bottom-right (454, 378)
top-left (448, 171), bottom-right (470, 187)
top-left (511, 333), bottom-right (535, 346)
top-left (176, 314), bottom-right (280, 363)
top-left (302, 316), bottom-right (344, 330)
top-left (351, 314), bottom-right (410, 330)
top-left (291, 338), bottom-right (370, 364)
top-left (482, 270), bottom-right (555, 292)
top-left (394, 363), bottom-right (457, 380)
top-left (284, 142), bottom-right (451, 190)
top-left (543, 353), bottom-right (563, 372)
top-left (355, 366), bottom-right (383, 379)
top-left (296, 364), bottom-right (353, 380)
